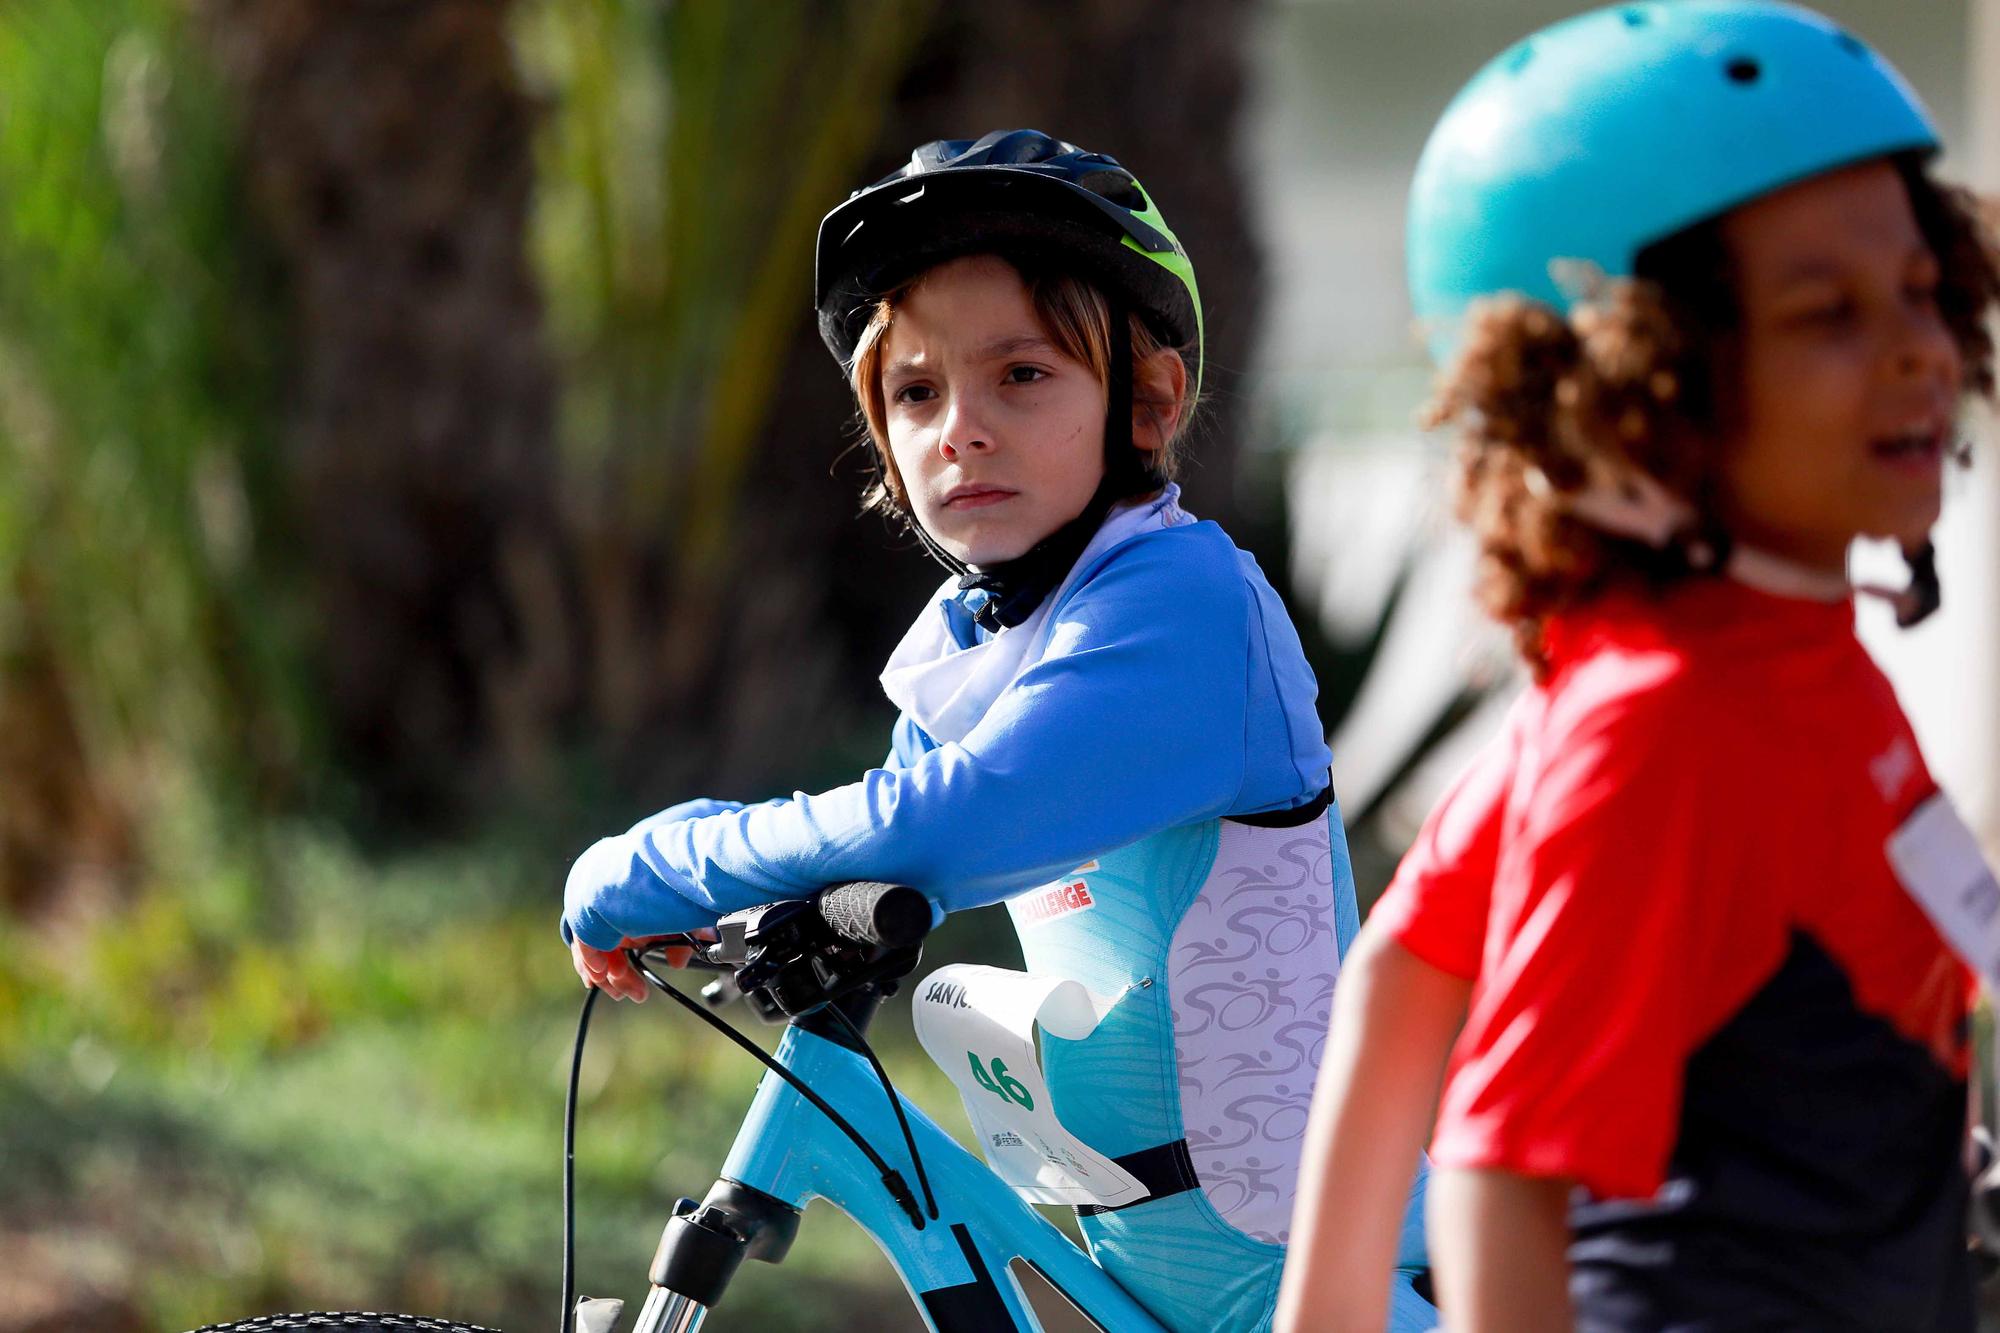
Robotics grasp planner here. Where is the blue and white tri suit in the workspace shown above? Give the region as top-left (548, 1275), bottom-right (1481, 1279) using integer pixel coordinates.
top-left (563, 486), bottom-right (1433, 1332)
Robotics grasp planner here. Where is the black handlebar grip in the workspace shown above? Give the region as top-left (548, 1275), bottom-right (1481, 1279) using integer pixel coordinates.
top-left (817, 882), bottom-right (932, 949)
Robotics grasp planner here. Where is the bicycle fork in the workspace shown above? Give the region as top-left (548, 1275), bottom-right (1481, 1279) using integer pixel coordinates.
top-left (628, 1287), bottom-right (705, 1333)
top-left (604, 1179), bottom-right (802, 1333)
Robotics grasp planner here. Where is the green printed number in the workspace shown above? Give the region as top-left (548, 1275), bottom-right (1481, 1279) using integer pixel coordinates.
top-left (967, 1052), bottom-right (1034, 1110)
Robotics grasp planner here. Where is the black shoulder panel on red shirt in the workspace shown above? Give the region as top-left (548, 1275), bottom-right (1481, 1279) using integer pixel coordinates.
top-left (1567, 930), bottom-right (1974, 1331)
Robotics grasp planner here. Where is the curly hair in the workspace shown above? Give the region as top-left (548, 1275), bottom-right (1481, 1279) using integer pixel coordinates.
top-left (1427, 157), bottom-right (2000, 676)
top-left (844, 256), bottom-right (1196, 527)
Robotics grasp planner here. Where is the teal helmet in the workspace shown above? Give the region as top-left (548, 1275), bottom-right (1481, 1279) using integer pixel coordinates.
top-left (1407, 0), bottom-right (1939, 363)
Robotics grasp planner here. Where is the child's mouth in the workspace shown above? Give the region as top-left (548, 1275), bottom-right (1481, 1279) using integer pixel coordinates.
top-left (1870, 428), bottom-right (1945, 471)
top-left (944, 486), bottom-right (1017, 510)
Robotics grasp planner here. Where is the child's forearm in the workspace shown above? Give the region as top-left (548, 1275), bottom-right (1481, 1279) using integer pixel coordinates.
top-left (1429, 1167), bottom-right (1572, 1332)
top-left (1275, 927), bottom-right (1468, 1333)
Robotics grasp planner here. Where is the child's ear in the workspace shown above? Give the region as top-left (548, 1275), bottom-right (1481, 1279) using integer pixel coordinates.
top-left (1131, 348), bottom-right (1188, 456)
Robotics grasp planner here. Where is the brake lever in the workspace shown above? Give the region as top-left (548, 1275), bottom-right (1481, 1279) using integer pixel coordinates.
top-left (679, 951), bottom-right (734, 973)
top-left (633, 939), bottom-right (732, 973)
top-left (699, 972), bottom-right (746, 1011)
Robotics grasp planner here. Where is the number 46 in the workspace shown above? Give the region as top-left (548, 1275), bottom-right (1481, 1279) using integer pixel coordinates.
top-left (967, 1052), bottom-right (1034, 1110)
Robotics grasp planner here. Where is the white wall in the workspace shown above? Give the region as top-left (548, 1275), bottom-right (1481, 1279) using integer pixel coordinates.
top-left (1858, 0), bottom-right (2000, 857)
top-left (1248, 0), bottom-right (1973, 387)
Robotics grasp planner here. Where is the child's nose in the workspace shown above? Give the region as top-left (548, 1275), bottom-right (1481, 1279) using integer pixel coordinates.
top-left (1890, 303), bottom-right (1961, 390)
top-left (939, 396), bottom-right (995, 460)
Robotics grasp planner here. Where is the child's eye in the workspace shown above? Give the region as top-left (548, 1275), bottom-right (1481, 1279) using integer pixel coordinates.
top-left (1792, 298), bottom-right (1857, 328)
top-left (1004, 365), bottom-right (1049, 385)
top-left (893, 383), bottom-right (937, 406)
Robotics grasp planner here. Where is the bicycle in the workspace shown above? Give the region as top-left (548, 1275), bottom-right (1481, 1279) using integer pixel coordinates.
top-left (191, 882), bottom-right (1178, 1333)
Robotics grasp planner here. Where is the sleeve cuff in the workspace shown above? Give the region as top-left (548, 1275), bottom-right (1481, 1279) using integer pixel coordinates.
top-left (1428, 1127), bottom-right (1667, 1202)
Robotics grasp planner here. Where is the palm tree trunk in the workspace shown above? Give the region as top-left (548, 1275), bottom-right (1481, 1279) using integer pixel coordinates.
top-left (205, 0), bottom-right (573, 823)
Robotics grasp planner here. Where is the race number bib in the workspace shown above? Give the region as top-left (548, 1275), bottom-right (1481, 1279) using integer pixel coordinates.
top-left (1888, 791), bottom-right (2000, 988)
top-left (910, 963), bottom-right (1149, 1208)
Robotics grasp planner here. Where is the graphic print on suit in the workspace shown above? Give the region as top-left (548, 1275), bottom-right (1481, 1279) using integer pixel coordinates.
top-left (1010, 806), bottom-right (1430, 1331)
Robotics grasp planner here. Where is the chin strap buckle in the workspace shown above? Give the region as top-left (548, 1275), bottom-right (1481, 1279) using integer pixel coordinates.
top-left (1894, 541), bottom-right (1942, 628)
top-left (957, 578), bottom-right (1009, 634)
top-left (1856, 540), bottom-right (1941, 628)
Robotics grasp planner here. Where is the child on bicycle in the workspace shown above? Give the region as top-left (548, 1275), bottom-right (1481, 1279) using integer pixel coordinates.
top-left (560, 129), bottom-right (1434, 1332)
top-left (1275, 3), bottom-right (2000, 1330)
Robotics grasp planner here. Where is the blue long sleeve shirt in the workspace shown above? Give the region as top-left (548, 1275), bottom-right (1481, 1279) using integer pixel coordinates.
top-left (562, 521), bottom-right (1332, 950)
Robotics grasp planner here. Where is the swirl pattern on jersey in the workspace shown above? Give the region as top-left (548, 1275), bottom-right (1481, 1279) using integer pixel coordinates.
top-left (1169, 819), bottom-right (1341, 1243)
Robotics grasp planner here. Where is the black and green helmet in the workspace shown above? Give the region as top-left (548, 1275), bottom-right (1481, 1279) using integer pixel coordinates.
top-left (814, 129), bottom-right (1205, 397)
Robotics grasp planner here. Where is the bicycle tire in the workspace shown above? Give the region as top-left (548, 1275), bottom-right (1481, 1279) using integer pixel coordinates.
top-left (186, 1314), bottom-right (504, 1333)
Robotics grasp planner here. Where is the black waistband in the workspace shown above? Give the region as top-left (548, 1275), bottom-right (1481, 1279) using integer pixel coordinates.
top-left (1073, 1138), bottom-right (1200, 1217)
top-left (1224, 781), bottom-right (1334, 829)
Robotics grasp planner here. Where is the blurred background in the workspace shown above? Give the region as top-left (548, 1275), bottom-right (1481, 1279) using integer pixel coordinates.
top-left (1, 2), bottom-right (1993, 1330)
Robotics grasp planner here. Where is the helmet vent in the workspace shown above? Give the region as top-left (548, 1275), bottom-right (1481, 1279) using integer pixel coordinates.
top-left (1076, 169), bottom-right (1145, 210)
top-left (1724, 57), bottom-right (1762, 85)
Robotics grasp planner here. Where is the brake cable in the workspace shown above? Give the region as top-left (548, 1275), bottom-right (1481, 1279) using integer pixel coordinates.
top-left (823, 1001), bottom-right (939, 1221)
top-left (557, 942), bottom-right (939, 1330)
top-left (626, 951), bottom-right (926, 1229)
top-left (560, 986), bottom-right (599, 1333)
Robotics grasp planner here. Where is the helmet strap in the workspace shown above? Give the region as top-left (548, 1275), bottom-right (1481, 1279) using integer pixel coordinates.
top-left (1533, 460), bottom-right (1942, 625)
top-left (1722, 540), bottom-right (1851, 603)
top-left (1710, 532), bottom-right (1942, 628)
top-left (899, 472), bottom-right (974, 581)
top-left (1527, 458), bottom-right (1692, 549)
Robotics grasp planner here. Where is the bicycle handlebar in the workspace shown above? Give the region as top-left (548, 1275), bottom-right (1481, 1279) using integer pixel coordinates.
top-left (816, 882), bottom-right (932, 950)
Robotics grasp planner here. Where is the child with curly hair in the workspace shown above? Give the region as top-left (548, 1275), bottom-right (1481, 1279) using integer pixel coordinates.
top-left (1278, 3), bottom-right (2000, 1329)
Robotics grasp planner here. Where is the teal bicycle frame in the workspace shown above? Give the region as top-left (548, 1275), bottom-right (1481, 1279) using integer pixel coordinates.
top-left (639, 1012), bottom-right (1166, 1333)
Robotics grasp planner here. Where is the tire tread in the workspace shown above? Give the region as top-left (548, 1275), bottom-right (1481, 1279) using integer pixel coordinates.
top-left (187, 1313), bottom-right (504, 1333)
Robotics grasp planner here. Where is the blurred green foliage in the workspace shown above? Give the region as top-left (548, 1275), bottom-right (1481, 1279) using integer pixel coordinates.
top-left (0, 0), bottom-right (1276, 1327)
top-left (0, 3), bottom-right (998, 1329)
top-left (517, 0), bottom-right (929, 567)
top-left (0, 823), bottom-right (983, 1329)
top-left (0, 0), bottom-right (310, 840)
top-left (506, 0), bottom-right (938, 778)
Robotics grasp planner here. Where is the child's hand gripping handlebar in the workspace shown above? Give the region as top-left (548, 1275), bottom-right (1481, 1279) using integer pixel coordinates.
top-left (573, 882), bottom-right (933, 1012)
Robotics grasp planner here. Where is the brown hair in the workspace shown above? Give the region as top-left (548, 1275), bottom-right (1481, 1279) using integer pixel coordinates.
top-left (845, 257), bottom-right (1194, 522)
top-left (1427, 159), bottom-right (2000, 676)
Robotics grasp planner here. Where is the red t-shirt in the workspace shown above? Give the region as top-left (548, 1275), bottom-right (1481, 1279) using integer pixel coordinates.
top-left (1373, 577), bottom-right (1971, 1202)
